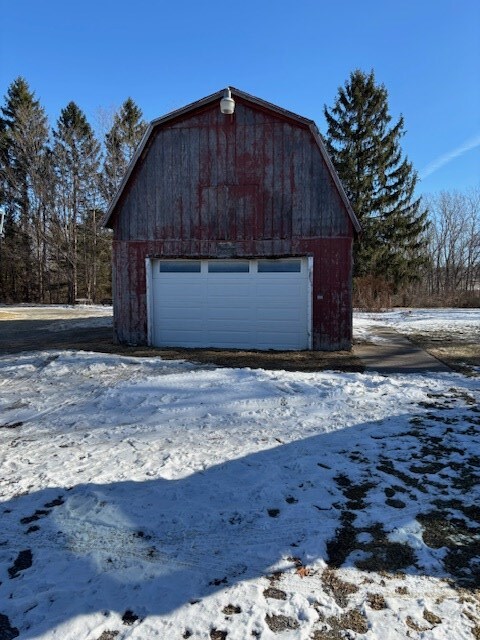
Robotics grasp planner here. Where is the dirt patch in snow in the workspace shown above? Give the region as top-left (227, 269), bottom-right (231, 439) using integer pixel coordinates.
top-left (323, 397), bottom-right (480, 591)
top-left (265, 613), bottom-right (299, 632)
top-left (314, 608), bottom-right (369, 639)
top-left (96, 632), bottom-right (119, 640)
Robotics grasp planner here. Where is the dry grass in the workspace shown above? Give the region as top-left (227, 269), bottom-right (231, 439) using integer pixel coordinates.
top-left (98, 344), bottom-right (364, 372)
top-left (0, 311), bottom-right (24, 320)
top-left (408, 334), bottom-right (480, 375)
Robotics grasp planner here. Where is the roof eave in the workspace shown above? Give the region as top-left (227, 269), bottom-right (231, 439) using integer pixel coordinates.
top-left (102, 121), bottom-right (154, 228)
top-left (308, 124), bottom-right (361, 234)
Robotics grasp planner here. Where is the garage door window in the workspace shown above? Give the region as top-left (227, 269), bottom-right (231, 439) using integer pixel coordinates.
top-left (258, 259), bottom-right (302, 272)
top-left (159, 260), bottom-right (201, 273)
top-left (208, 261), bottom-right (250, 273)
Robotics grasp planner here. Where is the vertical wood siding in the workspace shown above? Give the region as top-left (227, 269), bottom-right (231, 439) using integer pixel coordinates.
top-left (114, 100), bottom-right (350, 244)
top-left (111, 98), bottom-right (355, 349)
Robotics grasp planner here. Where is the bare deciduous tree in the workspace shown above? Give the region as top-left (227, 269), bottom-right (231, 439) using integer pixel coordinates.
top-left (423, 188), bottom-right (480, 303)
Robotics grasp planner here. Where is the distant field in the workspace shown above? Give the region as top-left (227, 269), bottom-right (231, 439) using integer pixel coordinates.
top-left (0, 304), bottom-right (113, 322)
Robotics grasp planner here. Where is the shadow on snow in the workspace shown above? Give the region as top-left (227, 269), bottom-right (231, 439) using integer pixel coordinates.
top-left (1, 415), bottom-right (479, 638)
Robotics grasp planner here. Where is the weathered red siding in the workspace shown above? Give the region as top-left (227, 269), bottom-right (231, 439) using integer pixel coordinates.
top-left (108, 93), bottom-right (356, 350)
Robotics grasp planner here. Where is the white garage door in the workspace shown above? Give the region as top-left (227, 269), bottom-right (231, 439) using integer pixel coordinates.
top-left (149, 258), bottom-right (310, 350)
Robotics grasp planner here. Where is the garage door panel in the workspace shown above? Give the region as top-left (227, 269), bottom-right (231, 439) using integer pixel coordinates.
top-left (257, 336), bottom-right (306, 349)
top-left (208, 318), bottom-right (252, 333)
top-left (256, 320), bottom-right (305, 332)
top-left (151, 258), bottom-right (309, 350)
top-left (206, 330), bottom-right (255, 343)
top-left (255, 295), bottom-right (305, 306)
top-left (156, 284), bottom-right (204, 297)
top-left (207, 294), bottom-right (253, 304)
top-left (255, 293), bottom-right (304, 303)
top-left (154, 304), bottom-right (203, 319)
top-left (255, 281), bottom-right (305, 294)
top-left (259, 307), bottom-right (305, 319)
top-left (155, 316), bottom-right (202, 329)
top-left (155, 295), bottom-right (204, 307)
top-left (255, 306), bottom-right (305, 321)
top-left (159, 329), bottom-right (204, 343)
top-left (205, 300), bottom-right (252, 323)
top-left (207, 284), bottom-right (253, 298)
top-left (156, 315), bottom-right (203, 330)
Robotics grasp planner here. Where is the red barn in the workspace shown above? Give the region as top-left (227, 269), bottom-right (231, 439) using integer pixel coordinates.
top-left (103, 88), bottom-right (360, 351)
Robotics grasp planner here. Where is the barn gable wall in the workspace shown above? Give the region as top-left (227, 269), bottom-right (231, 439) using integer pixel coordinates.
top-left (112, 100), bottom-right (351, 246)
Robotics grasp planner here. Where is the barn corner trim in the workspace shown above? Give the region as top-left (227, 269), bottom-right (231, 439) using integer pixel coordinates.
top-left (102, 87), bottom-right (361, 234)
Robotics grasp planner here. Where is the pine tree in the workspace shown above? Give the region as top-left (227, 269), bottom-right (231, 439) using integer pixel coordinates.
top-left (101, 98), bottom-right (147, 204)
top-left (0, 77), bottom-right (51, 301)
top-left (52, 102), bottom-right (101, 303)
top-left (324, 70), bottom-right (429, 291)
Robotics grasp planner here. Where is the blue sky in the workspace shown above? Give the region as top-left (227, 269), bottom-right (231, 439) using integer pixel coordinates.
top-left (1, 0), bottom-right (479, 196)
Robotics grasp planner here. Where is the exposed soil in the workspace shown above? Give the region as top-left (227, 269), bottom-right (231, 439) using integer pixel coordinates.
top-left (4, 305), bottom-right (479, 373)
top-left (222, 604), bottom-right (242, 615)
top-left (96, 632), bottom-right (119, 640)
top-left (121, 610), bottom-right (141, 626)
top-left (314, 609), bottom-right (368, 639)
top-left (321, 569), bottom-right (359, 608)
top-left (265, 614), bottom-right (299, 632)
top-left (263, 587), bottom-right (287, 600)
top-left (323, 397), bottom-right (480, 591)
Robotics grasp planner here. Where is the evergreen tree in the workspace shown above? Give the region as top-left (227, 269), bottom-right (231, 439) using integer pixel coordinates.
top-left (0, 107), bottom-right (6, 209)
top-left (52, 102), bottom-right (101, 303)
top-left (101, 98), bottom-right (147, 203)
top-left (324, 69), bottom-right (429, 290)
top-left (0, 77), bottom-right (51, 301)
top-left (0, 209), bottom-right (23, 301)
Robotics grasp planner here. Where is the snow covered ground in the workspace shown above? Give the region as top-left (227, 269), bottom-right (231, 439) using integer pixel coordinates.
top-left (1, 344), bottom-right (479, 639)
top-left (354, 308), bottom-right (480, 345)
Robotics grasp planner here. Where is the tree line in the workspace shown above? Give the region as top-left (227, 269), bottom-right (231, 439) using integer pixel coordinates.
top-left (0, 73), bottom-right (478, 308)
top-left (0, 77), bottom-right (147, 304)
top-left (421, 189), bottom-right (479, 305)
top-left (324, 70), bottom-right (479, 309)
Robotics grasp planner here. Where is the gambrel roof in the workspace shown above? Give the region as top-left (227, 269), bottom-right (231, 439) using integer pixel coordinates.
top-left (103, 87), bottom-right (360, 233)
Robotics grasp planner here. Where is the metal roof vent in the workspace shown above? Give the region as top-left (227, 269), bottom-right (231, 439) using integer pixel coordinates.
top-left (220, 87), bottom-right (235, 115)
